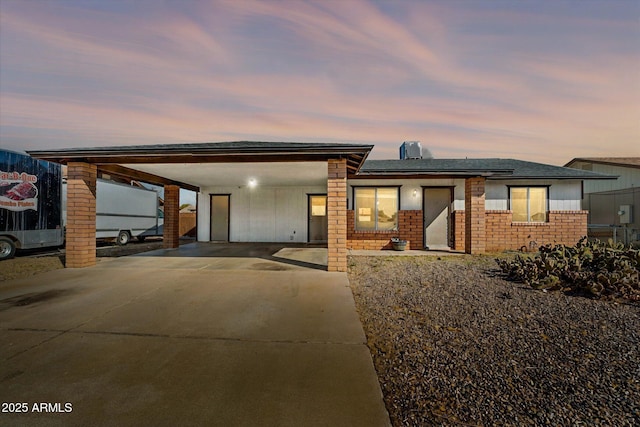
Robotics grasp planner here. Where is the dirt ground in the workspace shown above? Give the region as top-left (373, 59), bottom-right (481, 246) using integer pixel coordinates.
top-left (0, 238), bottom-right (189, 282)
top-left (348, 255), bottom-right (639, 427)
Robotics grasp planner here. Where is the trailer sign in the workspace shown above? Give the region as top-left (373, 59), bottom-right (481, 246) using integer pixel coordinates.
top-left (0, 170), bottom-right (39, 212)
top-left (0, 150), bottom-right (63, 259)
top-left (0, 150), bottom-right (62, 231)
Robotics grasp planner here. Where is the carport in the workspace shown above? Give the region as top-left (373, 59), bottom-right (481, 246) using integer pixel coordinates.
top-left (28, 142), bottom-right (372, 272)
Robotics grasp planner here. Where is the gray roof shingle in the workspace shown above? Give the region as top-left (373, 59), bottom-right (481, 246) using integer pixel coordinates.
top-left (359, 158), bottom-right (617, 180)
top-left (28, 141), bottom-right (373, 154)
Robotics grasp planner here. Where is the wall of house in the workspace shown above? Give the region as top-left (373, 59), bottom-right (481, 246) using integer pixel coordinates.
top-left (347, 178), bottom-right (586, 252)
top-left (196, 177), bottom-right (589, 250)
top-left (452, 210), bottom-right (588, 252)
top-left (455, 179), bottom-right (585, 251)
top-left (485, 179), bottom-right (582, 211)
top-left (569, 162), bottom-right (640, 193)
top-left (346, 178), bottom-right (464, 250)
top-left (347, 210), bottom-right (423, 249)
top-left (346, 178), bottom-right (466, 210)
top-left (197, 185), bottom-right (326, 242)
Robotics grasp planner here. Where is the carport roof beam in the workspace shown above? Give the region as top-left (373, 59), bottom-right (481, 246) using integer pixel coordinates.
top-left (97, 164), bottom-right (200, 192)
top-left (27, 141), bottom-right (373, 175)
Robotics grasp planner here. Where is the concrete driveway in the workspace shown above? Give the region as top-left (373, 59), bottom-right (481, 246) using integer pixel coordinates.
top-left (0, 245), bottom-right (389, 426)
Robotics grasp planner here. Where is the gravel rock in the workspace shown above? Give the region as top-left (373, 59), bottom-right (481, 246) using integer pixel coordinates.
top-left (0, 238), bottom-right (173, 282)
top-left (348, 255), bottom-right (640, 426)
top-left (0, 256), bottom-right (64, 281)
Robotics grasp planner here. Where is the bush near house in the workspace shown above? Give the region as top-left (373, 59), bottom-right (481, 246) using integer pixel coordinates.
top-left (496, 238), bottom-right (640, 303)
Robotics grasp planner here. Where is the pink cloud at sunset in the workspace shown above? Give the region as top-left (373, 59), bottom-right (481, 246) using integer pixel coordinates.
top-left (0, 0), bottom-right (638, 164)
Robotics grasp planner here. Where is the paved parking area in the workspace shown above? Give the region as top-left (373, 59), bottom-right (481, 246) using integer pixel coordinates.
top-left (0, 246), bottom-right (389, 426)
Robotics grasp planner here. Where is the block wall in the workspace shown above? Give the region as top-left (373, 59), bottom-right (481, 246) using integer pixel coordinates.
top-left (66, 162), bottom-right (97, 268)
top-left (179, 212), bottom-right (197, 237)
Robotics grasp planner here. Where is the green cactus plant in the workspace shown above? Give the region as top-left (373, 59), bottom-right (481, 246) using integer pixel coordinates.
top-left (496, 237), bottom-right (640, 303)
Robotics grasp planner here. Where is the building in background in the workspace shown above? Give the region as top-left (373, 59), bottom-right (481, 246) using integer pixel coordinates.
top-left (565, 158), bottom-right (640, 246)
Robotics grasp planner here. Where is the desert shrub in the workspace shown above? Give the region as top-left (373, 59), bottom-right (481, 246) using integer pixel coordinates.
top-left (496, 237), bottom-right (640, 303)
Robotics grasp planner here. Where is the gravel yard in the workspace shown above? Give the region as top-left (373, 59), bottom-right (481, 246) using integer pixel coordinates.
top-left (0, 238), bottom-right (175, 282)
top-left (348, 255), bottom-right (639, 426)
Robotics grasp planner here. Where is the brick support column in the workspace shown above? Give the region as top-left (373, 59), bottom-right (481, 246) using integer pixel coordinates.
top-left (327, 159), bottom-right (347, 272)
top-left (163, 185), bottom-right (180, 248)
top-left (66, 162), bottom-right (97, 268)
top-left (465, 177), bottom-right (486, 254)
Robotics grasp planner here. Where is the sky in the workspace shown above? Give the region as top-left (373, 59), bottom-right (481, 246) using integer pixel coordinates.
top-left (0, 0), bottom-right (638, 165)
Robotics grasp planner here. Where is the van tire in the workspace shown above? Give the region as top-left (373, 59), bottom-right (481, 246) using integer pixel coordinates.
top-left (116, 231), bottom-right (131, 246)
top-left (0, 237), bottom-right (16, 261)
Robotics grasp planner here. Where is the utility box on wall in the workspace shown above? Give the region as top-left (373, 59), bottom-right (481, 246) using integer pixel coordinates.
top-left (619, 205), bottom-right (633, 224)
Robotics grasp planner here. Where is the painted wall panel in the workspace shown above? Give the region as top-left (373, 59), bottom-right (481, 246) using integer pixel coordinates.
top-left (250, 188), bottom-right (276, 242)
top-left (347, 178), bottom-right (466, 211)
top-left (485, 180), bottom-right (582, 211)
top-left (197, 192), bottom-right (210, 241)
top-left (349, 178), bottom-right (581, 212)
top-left (197, 185), bottom-right (325, 242)
top-left (570, 163), bottom-right (640, 193)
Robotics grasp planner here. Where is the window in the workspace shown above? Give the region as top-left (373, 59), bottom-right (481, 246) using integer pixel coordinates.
top-left (354, 187), bottom-right (399, 231)
top-left (510, 187), bottom-right (547, 222)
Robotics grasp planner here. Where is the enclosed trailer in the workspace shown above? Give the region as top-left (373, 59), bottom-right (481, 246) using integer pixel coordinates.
top-left (62, 179), bottom-right (163, 245)
top-left (0, 150), bottom-right (64, 260)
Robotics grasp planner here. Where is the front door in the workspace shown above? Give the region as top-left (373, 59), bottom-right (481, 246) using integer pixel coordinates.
top-left (308, 195), bottom-right (328, 243)
top-left (210, 194), bottom-right (230, 241)
top-left (423, 188), bottom-right (451, 249)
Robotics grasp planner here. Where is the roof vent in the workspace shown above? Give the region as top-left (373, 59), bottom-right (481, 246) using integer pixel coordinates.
top-left (400, 141), bottom-right (432, 159)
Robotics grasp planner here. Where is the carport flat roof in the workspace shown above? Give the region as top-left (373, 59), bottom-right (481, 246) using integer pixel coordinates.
top-left (28, 141), bottom-right (373, 191)
top-left (28, 141), bottom-right (372, 172)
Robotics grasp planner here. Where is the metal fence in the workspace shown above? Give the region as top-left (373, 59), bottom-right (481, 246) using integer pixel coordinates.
top-left (584, 187), bottom-right (639, 246)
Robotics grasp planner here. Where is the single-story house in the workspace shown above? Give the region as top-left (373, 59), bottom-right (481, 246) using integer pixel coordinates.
top-left (28, 141), bottom-right (615, 271)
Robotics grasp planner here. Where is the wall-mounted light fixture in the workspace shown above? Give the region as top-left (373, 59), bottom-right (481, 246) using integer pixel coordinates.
top-left (248, 178), bottom-right (257, 188)
top-left (412, 189), bottom-right (418, 198)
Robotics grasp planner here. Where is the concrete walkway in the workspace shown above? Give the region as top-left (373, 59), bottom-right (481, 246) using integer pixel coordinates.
top-left (0, 249), bottom-right (389, 426)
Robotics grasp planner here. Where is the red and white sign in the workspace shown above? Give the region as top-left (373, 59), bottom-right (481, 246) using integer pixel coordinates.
top-left (0, 170), bottom-right (39, 212)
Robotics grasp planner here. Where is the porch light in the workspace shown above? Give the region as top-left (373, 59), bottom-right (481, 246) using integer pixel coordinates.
top-left (248, 178), bottom-right (257, 188)
top-left (413, 189), bottom-right (417, 198)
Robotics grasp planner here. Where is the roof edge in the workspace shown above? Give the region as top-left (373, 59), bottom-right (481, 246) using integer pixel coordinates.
top-left (565, 157), bottom-right (640, 170)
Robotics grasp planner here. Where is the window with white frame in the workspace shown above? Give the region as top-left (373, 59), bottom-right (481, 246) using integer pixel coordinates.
top-left (354, 187), bottom-right (399, 231)
top-left (510, 187), bottom-right (547, 222)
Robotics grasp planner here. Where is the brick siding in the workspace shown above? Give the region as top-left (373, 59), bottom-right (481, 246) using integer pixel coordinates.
top-left (327, 159), bottom-right (347, 272)
top-left (484, 210), bottom-right (588, 251)
top-left (452, 210), bottom-right (465, 251)
top-left (465, 177), bottom-right (486, 254)
top-left (163, 185), bottom-right (180, 248)
top-left (347, 210), bottom-right (423, 250)
top-left (452, 209), bottom-right (588, 252)
top-left (66, 162), bottom-right (97, 268)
